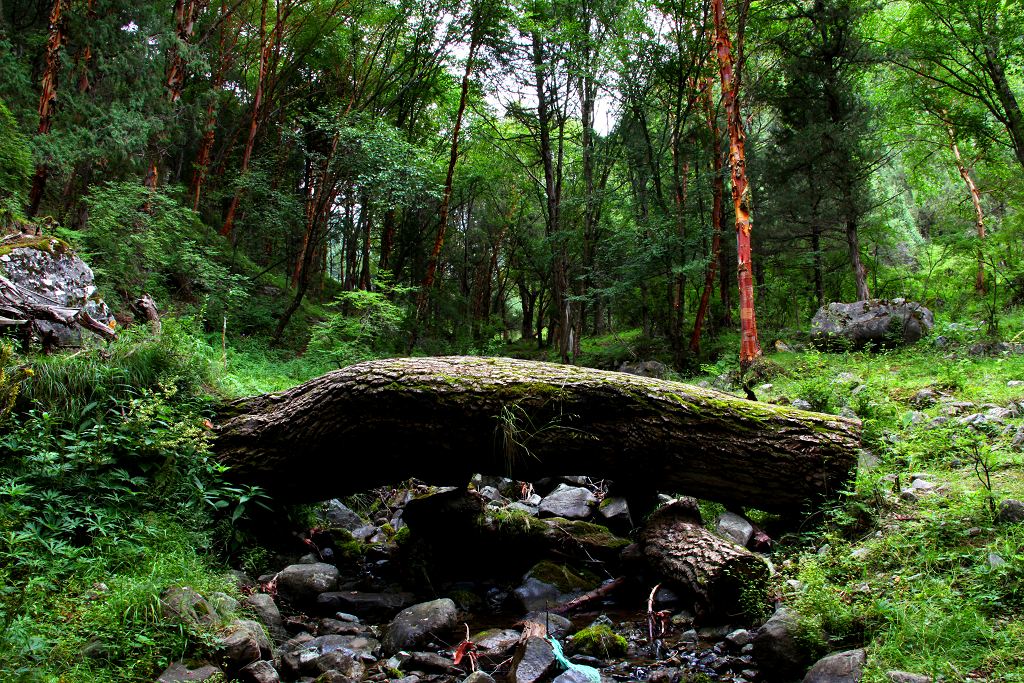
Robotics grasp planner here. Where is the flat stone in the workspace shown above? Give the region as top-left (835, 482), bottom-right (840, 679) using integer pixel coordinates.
top-left (803, 648), bottom-right (865, 683)
top-left (156, 662), bottom-right (224, 682)
top-left (539, 484), bottom-right (598, 520)
top-left (316, 591), bottom-right (416, 619)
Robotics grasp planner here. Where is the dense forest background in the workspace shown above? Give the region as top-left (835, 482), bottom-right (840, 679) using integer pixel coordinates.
top-left (2, 0), bottom-right (1022, 365)
top-left (2, 1), bottom-right (1024, 682)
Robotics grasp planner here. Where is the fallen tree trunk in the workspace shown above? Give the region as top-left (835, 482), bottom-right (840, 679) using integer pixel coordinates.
top-left (641, 499), bottom-right (770, 623)
top-left (213, 356), bottom-right (860, 513)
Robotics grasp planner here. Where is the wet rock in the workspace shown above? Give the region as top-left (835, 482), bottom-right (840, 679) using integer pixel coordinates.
top-left (161, 587), bottom-right (219, 628)
top-left (316, 591), bottom-right (417, 620)
top-left (811, 299), bottom-right (933, 351)
top-left (280, 635), bottom-right (378, 679)
top-left (323, 500), bottom-right (368, 531)
top-left (752, 607), bottom-right (819, 681)
top-left (886, 673), bottom-right (931, 683)
top-left (513, 637), bottom-right (556, 683)
top-left (319, 618), bottom-right (363, 636)
top-left (382, 598), bottom-right (459, 654)
top-left (523, 611), bottom-right (572, 639)
top-left (552, 669), bottom-right (599, 683)
top-left (539, 485), bottom-right (598, 520)
top-left (473, 628), bottom-right (522, 659)
top-left (463, 673), bottom-right (496, 683)
top-left (155, 662), bottom-right (224, 682)
top-left (598, 496), bottom-right (632, 529)
top-left (407, 651), bottom-right (462, 673)
top-left (515, 561), bottom-right (599, 611)
top-left (997, 499), bottom-right (1024, 523)
top-left (716, 512), bottom-right (754, 547)
top-left (220, 619), bottom-right (272, 672)
top-left (245, 593), bottom-right (287, 644)
top-left (725, 629), bottom-right (752, 649)
top-left (238, 660), bottom-right (281, 683)
top-left (803, 648), bottom-right (865, 682)
top-left (277, 563), bottom-right (339, 605)
top-left (314, 650), bottom-right (366, 679)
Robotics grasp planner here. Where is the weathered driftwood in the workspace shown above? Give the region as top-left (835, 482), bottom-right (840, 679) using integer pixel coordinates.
top-left (641, 499), bottom-right (770, 622)
top-left (0, 274), bottom-right (116, 341)
top-left (213, 356), bottom-right (860, 512)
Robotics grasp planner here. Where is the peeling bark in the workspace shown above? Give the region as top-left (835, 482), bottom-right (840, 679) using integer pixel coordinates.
top-left (27, 0), bottom-right (67, 217)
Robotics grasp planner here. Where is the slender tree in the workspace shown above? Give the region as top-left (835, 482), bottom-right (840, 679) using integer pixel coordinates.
top-left (26, 0), bottom-right (67, 216)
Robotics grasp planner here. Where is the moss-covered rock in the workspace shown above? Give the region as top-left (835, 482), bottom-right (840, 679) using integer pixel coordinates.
top-left (526, 560), bottom-right (600, 594)
top-left (569, 624), bottom-right (628, 658)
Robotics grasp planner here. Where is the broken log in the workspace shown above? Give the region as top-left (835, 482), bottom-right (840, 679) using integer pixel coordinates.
top-left (641, 499), bottom-right (770, 623)
top-left (213, 356), bottom-right (860, 513)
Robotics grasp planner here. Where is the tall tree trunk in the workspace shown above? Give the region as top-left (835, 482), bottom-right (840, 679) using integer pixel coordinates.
top-left (191, 0), bottom-right (237, 211)
top-left (983, 45), bottom-right (1024, 170)
top-left (690, 87), bottom-right (724, 355)
top-left (944, 122), bottom-right (986, 293)
top-left (846, 218), bottom-right (870, 301)
top-left (712, 0), bottom-right (761, 370)
top-left (360, 198), bottom-right (372, 290)
top-left (417, 23), bottom-right (481, 311)
top-left (811, 223), bottom-right (824, 308)
top-left (27, 0), bottom-right (67, 217)
top-left (221, 0), bottom-right (271, 238)
top-left (378, 208), bottom-right (397, 272)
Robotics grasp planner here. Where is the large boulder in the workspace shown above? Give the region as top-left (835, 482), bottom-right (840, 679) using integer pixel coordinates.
top-left (382, 598), bottom-right (459, 654)
top-left (0, 237), bottom-right (114, 346)
top-left (811, 299), bottom-right (933, 351)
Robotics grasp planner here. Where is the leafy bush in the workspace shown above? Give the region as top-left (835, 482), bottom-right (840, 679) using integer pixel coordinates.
top-left (0, 97), bottom-right (31, 221)
top-left (307, 284), bottom-right (412, 367)
top-left (79, 182), bottom-right (247, 314)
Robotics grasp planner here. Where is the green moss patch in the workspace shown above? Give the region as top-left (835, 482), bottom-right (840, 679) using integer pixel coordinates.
top-left (569, 624), bottom-right (628, 658)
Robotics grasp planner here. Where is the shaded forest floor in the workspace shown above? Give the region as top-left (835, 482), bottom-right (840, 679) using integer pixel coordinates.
top-left (2, 318), bottom-right (1024, 681)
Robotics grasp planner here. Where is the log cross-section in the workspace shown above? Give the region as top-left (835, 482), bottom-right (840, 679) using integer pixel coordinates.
top-left (213, 357), bottom-right (860, 512)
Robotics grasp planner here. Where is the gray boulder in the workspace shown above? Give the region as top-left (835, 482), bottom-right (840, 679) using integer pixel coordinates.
top-left (0, 238), bottom-right (115, 346)
top-left (716, 512), bottom-right (755, 547)
top-left (803, 649), bottom-right (866, 682)
top-left (244, 593), bottom-right (287, 643)
top-left (276, 563), bottom-right (339, 605)
top-left (752, 607), bottom-right (820, 681)
top-left (161, 587), bottom-right (220, 628)
top-left (237, 660), bottom-right (280, 683)
top-left (219, 619), bottom-right (272, 673)
top-left (279, 634), bottom-right (377, 679)
top-left (513, 637), bottom-right (556, 683)
top-left (618, 360), bottom-right (669, 379)
top-left (382, 598), bottom-right (459, 654)
top-left (539, 484), bottom-right (597, 519)
top-left (997, 499), bottom-right (1024, 524)
top-left (811, 299), bottom-right (933, 351)
top-left (323, 500), bottom-right (368, 531)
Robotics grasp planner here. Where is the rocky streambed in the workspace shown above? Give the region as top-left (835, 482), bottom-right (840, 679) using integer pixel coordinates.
top-left (156, 476), bottom-right (864, 683)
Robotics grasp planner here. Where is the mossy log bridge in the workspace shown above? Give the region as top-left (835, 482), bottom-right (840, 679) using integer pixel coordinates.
top-left (213, 356), bottom-right (861, 513)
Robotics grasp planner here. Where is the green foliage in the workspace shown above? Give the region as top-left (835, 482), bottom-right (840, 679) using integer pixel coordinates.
top-left (79, 182), bottom-right (247, 314)
top-left (307, 280), bottom-right (413, 367)
top-left (0, 98), bottom-right (31, 221)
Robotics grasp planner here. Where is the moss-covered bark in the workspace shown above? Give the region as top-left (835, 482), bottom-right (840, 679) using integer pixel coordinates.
top-left (213, 356), bottom-right (860, 512)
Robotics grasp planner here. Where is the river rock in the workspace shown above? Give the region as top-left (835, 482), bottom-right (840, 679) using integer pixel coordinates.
top-left (539, 484), bottom-right (597, 519)
top-left (220, 619), bottom-right (272, 672)
top-left (597, 496), bottom-right (631, 529)
top-left (523, 611), bottom-right (572, 639)
top-left (155, 662), bottom-right (224, 682)
top-left (237, 660), bottom-right (280, 683)
top-left (316, 591), bottom-right (416, 619)
top-left (514, 561), bottom-right (599, 611)
top-left (161, 587), bottom-right (219, 628)
top-left (0, 238), bottom-right (115, 347)
top-left (382, 598), bottom-right (459, 654)
top-left (716, 512), bottom-right (755, 547)
top-left (276, 563), bottom-right (339, 605)
top-left (463, 673), bottom-right (496, 683)
top-left (811, 299), bottom-right (933, 350)
top-left (323, 500), bottom-right (368, 531)
top-left (752, 607), bottom-right (819, 681)
top-left (513, 637), bottom-right (556, 683)
top-left (552, 669), bottom-right (599, 683)
top-left (244, 593), bottom-right (287, 643)
top-left (803, 648), bottom-right (866, 682)
top-left (279, 634), bottom-right (377, 679)
top-left (886, 673), bottom-right (931, 683)
top-left (473, 628), bottom-right (523, 659)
